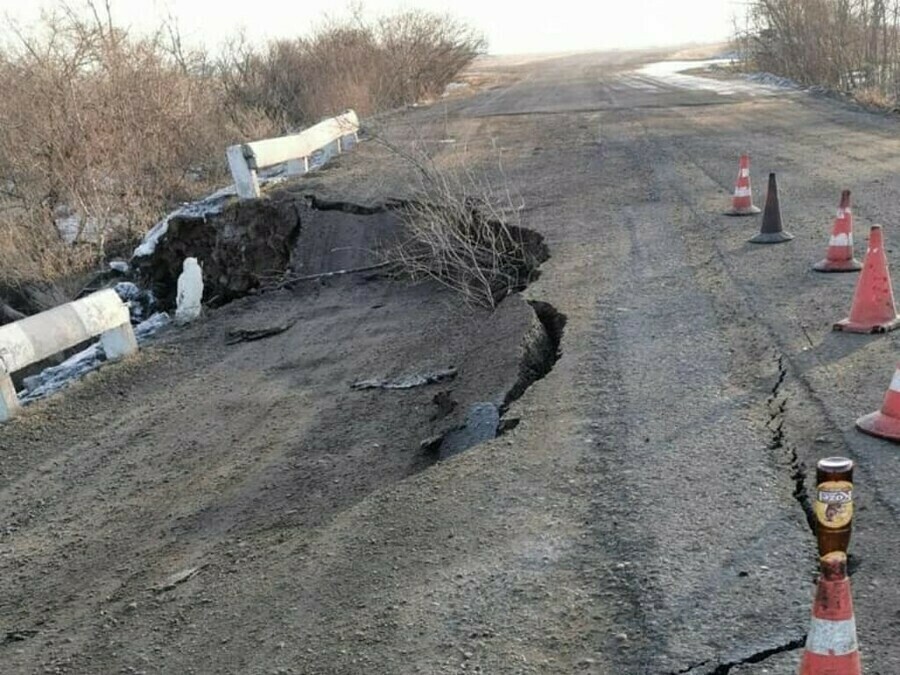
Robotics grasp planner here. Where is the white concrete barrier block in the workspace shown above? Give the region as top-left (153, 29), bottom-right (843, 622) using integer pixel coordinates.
top-left (0, 322), bottom-right (36, 377)
top-left (226, 144), bottom-right (260, 200)
top-left (228, 110), bottom-right (360, 201)
top-left (73, 289), bottom-right (131, 336)
top-left (0, 289), bottom-right (138, 421)
top-left (175, 257), bottom-right (204, 325)
top-left (0, 371), bottom-right (19, 423)
top-left (101, 323), bottom-right (138, 361)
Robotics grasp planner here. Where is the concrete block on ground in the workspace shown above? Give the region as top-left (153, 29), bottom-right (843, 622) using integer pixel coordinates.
top-left (227, 110), bottom-right (360, 200)
top-left (0, 371), bottom-right (20, 423)
top-left (0, 289), bottom-right (138, 421)
top-left (101, 323), bottom-right (138, 361)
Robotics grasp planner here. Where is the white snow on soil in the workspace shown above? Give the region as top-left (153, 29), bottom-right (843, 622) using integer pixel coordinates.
top-left (132, 184), bottom-right (239, 258)
top-left (636, 59), bottom-right (800, 96)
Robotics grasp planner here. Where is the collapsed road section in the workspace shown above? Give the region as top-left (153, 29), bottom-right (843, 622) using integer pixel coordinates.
top-left (0, 169), bottom-right (569, 675)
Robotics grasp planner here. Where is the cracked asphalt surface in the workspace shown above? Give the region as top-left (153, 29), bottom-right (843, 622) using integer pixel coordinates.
top-left (3, 50), bottom-right (900, 673)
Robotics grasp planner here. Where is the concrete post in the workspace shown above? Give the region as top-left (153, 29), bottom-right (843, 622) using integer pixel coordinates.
top-left (101, 323), bottom-right (138, 361)
top-left (226, 144), bottom-right (261, 199)
top-left (0, 370), bottom-right (19, 423)
top-left (285, 158), bottom-right (306, 176)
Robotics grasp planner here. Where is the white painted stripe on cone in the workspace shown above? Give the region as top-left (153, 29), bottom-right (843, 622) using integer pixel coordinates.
top-left (740, 168), bottom-right (749, 178)
top-left (805, 617), bottom-right (858, 655)
top-left (734, 187), bottom-right (751, 198)
top-left (889, 369), bottom-right (900, 393)
top-left (837, 208), bottom-right (851, 218)
top-left (830, 233), bottom-right (851, 247)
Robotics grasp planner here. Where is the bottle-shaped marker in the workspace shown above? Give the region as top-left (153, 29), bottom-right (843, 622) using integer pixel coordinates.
top-left (815, 457), bottom-right (854, 557)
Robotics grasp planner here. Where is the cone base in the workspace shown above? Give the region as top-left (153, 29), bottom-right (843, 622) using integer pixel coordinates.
top-left (856, 410), bottom-right (900, 442)
top-left (749, 230), bottom-right (794, 244)
top-left (814, 258), bottom-right (863, 273)
top-left (799, 649), bottom-right (861, 674)
top-left (833, 315), bottom-right (900, 333)
top-left (725, 205), bottom-right (761, 216)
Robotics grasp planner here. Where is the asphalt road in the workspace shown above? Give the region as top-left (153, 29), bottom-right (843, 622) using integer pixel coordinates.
top-left (3, 51), bottom-right (900, 674)
top-left (383, 51), bottom-right (900, 672)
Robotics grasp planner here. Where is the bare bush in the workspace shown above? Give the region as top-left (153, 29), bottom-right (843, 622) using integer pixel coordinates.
top-left (375, 11), bottom-right (487, 106)
top-left (739, 0), bottom-right (900, 100)
top-left (0, 2), bottom-right (264, 307)
top-left (383, 143), bottom-right (539, 309)
top-left (219, 9), bottom-right (485, 131)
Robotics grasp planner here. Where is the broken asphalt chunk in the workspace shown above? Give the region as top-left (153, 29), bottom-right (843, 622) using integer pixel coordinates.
top-left (225, 321), bottom-right (295, 345)
top-left (351, 367), bottom-right (457, 390)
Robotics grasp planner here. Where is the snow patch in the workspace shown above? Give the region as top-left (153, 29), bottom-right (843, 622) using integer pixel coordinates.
top-left (134, 312), bottom-right (171, 340)
top-left (742, 71), bottom-right (801, 89)
top-left (113, 282), bottom-right (156, 323)
top-left (20, 343), bottom-right (103, 404)
top-left (636, 59), bottom-right (801, 97)
top-left (132, 183), bottom-right (238, 259)
top-left (442, 81), bottom-right (470, 97)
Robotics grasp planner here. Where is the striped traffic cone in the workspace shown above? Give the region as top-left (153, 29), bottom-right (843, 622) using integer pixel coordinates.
top-left (799, 552), bottom-right (861, 674)
top-left (856, 364), bottom-right (900, 441)
top-left (814, 190), bottom-right (862, 273)
top-left (833, 224), bottom-right (900, 332)
top-left (725, 154), bottom-right (761, 216)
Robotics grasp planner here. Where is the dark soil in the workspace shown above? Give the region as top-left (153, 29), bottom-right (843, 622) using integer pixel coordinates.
top-left (134, 198), bottom-right (302, 309)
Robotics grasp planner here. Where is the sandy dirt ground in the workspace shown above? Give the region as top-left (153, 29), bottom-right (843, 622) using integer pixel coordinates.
top-left (2, 49), bottom-right (900, 674)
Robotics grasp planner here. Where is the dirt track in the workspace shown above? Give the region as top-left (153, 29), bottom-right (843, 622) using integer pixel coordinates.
top-left (3, 51), bottom-right (900, 674)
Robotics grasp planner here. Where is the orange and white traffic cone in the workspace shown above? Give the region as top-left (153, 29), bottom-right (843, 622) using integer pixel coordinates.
top-left (814, 190), bottom-right (862, 273)
top-left (856, 364), bottom-right (900, 441)
top-left (799, 552), bottom-right (861, 675)
top-left (833, 224), bottom-right (900, 332)
top-left (725, 154), bottom-right (761, 216)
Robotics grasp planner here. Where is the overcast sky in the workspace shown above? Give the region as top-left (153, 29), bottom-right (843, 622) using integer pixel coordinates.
top-left (0, 1), bottom-right (739, 54)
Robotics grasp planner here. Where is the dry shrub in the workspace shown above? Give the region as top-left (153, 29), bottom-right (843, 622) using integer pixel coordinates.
top-left (0, 214), bottom-right (97, 311)
top-left (385, 144), bottom-right (540, 309)
top-left (0, 2), bottom-right (268, 307)
top-left (219, 9), bottom-right (485, 131)
top-left (739, 0), bottom-right (900, 101)
top-left (375, 11), bottom-right (487, 104)
top-left (853, 85), bottom-right (894, 107)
